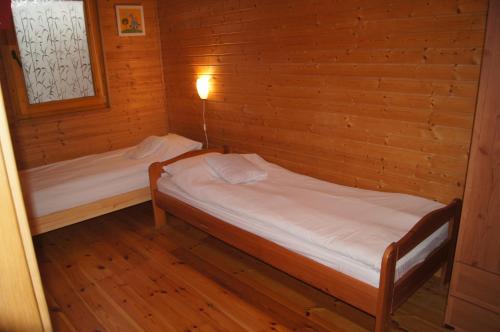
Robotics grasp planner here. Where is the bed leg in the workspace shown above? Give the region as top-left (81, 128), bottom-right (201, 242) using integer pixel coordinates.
top-left (441, 263), bottom-right (453, 285)
top-left (374, 288), bottom-right (393, 332)
top-left (441, 239), bottom-right (457, 285)
top-left (374, 314), bottom-right (389, 332)
top-left (152, 203), bottom-right (167, 228)
top-left (375, 243), bottom-right (397, 332)
top-left (442, 199), bottom-right (462, 284)
top-left (149, 162), bottom-right (168, 228)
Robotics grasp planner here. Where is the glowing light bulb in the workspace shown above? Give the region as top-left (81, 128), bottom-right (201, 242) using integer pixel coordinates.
top-left (196, 76), bottom-right (210, 100)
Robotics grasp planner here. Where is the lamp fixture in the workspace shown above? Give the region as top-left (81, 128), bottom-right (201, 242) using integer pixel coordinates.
top-left (196, 75), bottom-right (210, 148)
top-left (196, 76), bottom-right (210, 100)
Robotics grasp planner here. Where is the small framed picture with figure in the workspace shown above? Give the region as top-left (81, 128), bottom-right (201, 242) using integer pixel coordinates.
top-left (115, 5), bottom-right (145, 36)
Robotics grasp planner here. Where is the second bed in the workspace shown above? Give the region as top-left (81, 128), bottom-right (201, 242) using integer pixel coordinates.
top-left (21, 134), bottom-right (202, 235)
top-left (149, 148), bottom-right (461, 331)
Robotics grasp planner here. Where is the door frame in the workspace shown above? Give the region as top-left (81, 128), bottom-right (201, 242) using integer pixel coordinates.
top-left (0, 82), bottom-right (52, 330)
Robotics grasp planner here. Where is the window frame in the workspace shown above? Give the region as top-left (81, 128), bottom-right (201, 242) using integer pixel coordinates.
top-left (5, 0), bottom-right (109, 120)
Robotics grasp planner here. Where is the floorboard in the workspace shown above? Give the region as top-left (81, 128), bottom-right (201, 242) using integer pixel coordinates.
top-left (34, 203), bottom-right (451, 332)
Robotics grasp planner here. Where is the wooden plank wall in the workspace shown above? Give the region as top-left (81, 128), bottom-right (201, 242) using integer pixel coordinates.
top-left (0, 0), bottom-right (167, 169)
top-left (158, 0), bottom-right (488, 203)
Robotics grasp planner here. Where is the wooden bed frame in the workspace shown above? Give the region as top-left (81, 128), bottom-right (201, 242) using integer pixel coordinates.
top-left (148, 148), bottom-right (462, 331)
top-left (29, 187), bottom-right (150, 235)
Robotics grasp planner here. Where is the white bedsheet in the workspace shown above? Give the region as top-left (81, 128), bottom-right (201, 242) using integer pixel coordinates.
top-left (157, 153), bottom-right (447, 287)
top-left (21, 134), bottom-right (202, 218)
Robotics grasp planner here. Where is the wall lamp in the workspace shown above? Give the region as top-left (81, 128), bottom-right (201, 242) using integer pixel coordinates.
top-left (196, 75), bottom-right (210, 148)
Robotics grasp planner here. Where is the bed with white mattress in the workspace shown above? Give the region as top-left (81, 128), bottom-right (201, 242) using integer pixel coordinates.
top-left (148, 148), bottom-right (462, 331)
top-left (21, 134), bottom-right (202, 235)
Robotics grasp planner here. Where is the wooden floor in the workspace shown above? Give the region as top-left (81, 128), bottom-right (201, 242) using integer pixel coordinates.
top-left (34, 203), bottom-right (452, 332)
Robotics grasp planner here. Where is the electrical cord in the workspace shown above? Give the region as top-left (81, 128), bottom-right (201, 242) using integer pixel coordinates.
top-left (202, 99), bottom-right (209, 148)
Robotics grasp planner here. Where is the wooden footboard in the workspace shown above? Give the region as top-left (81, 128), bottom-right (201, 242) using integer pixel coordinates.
top-left (376, 198), bottom-right (462, 331)
top-left (148, 148), bottom-right (462, 332)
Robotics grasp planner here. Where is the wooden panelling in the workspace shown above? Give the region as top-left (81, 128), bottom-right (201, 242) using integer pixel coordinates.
top-left (159, 0), bottom-right (488, 203)
top-left (0, 0), bottom-right (168, 169)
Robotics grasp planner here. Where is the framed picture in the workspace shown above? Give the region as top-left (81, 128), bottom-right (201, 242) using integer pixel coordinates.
top-left (115, 5), bottom-right (145, 36)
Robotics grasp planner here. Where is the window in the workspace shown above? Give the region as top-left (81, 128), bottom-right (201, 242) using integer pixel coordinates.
top-left (7, 0), bottom-right (108, 119)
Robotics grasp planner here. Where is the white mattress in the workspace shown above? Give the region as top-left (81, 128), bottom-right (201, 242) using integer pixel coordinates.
top-left (157, 153), bottom-right (448, 287)
top-left (21, 134), bottom-right (202, 218)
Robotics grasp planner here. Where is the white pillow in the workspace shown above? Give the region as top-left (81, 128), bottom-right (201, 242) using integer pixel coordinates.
top-left (164, 152), bottom-right (220, 175)
top-left (204, 154), bottom-right (267, 184)
top-left (126, 136), bottom-right (167, 159)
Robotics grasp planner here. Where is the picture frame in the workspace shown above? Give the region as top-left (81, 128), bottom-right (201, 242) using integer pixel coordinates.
top-left (115, 5), bottom-right (145, 36)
